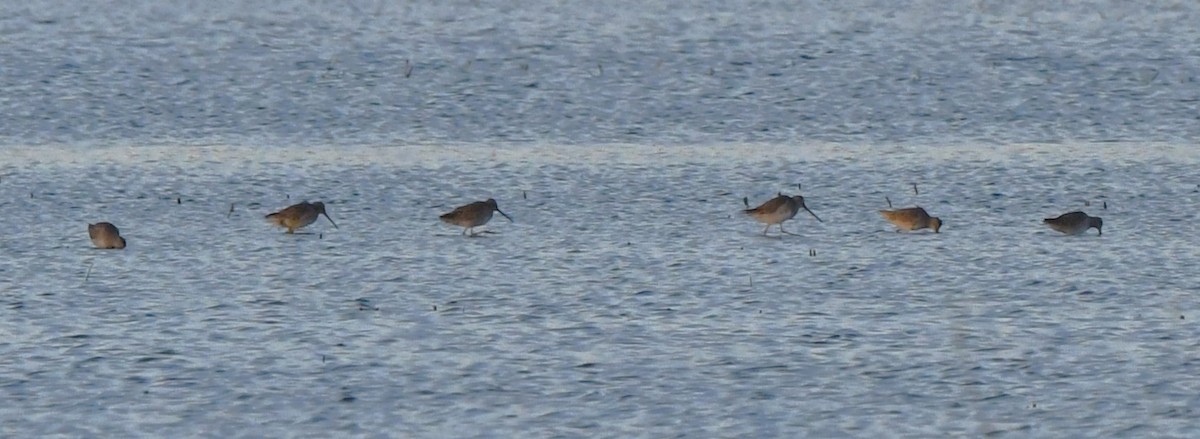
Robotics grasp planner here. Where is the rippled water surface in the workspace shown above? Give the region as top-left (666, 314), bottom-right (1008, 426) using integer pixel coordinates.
top-left (2, 143), bottom-right (1199, 437)
top-left (2, 0), bottom-right (1200, 145)
top-left (2, 0), bottom-right (1200, 437)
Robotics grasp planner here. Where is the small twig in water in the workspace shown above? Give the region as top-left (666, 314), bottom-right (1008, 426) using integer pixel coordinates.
top-left (912, 183), bottom-right (919, 195)
top-left (227, 203), bottom-right (235, 218)
top-left (1103, 201), bottom-right (1107, 210)
top-left (176, 197), bottom-right (181, 204)
top-left (743, 197), bottom-right (749, 208)
top-left (404, 59), bottom-right (413, 78)
top-left (523, 191), bottom-right (527, 200)
top-left (84, 261), bottom-right (94, 283)
top-left (886, 196), bottom-right (892, 208)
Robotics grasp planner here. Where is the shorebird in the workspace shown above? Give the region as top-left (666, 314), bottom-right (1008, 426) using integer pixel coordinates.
top-left (744, 194), bottom-right (823, 236)
top-left (440, 198), bottom-right (512, 236)
top-left (266, 201), bottom-right (339, 234)
top-left (1043, 211), bottom-right (1102, 236)
top-left (879, 206), bottom-right (942, 233)
top-left (88, 222), bottom-right (126, 249)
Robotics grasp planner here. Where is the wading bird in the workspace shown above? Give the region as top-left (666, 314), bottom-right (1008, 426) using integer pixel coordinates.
top-left (744, 194), bottom-right (822, 236)
top-left (879, 206), bottom-right (942, 233)
top-left (440, 198), bottom-right (512, 236)
top-left (88, 222), bottom-right (126, 249)
top-left (1043, 211), bottom-right (1102, 236)
top-left (266, 201), bottom-right (339, 234)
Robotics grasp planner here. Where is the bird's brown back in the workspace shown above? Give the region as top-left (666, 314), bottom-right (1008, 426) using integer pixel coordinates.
top-left (745, 195), bottom-right (792, 214)
top-left (268, 202), bottom-right (313, 219)
top-left (441, 201), bottom-right (492, 226)
top-left (88, 222), bottom-right (126, 249)
top-left (880, 206), bottom-right (930, 222)
top-left (1044, 211), bottom-right (1089, 225)
top-left (879, 206), bottom-right (939, 231)
top-left (88, 222), bottom-right (120, 240)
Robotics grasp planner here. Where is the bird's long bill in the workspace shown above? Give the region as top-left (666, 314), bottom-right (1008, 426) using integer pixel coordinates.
top-left (322, 213), bottom-right (340, 229)
top-left (496, 208), bottom-right (514, 222)
top-left (804, 207), bottom-right (823, 223)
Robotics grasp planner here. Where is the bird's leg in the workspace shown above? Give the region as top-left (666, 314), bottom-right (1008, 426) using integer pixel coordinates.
top-left (762, 224), bottom-right (771, 236)
top-left (780, 223), bottom-right (798, 236)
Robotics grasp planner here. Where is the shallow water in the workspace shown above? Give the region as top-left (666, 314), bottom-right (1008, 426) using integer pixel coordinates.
top-left (2, 143), bottom-right (1199, 437)
top-left (3, 0), bottom-right (1200, 436)
top-left (2, 1), bottom-right (1200, 146)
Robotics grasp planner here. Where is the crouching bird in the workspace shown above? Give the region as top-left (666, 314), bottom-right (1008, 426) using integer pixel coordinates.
top-left (879, 206), bottom-right (943, 233)
top-left (88, 222), bottom-right (127, 249)
top-left (1043, 211), bottom-right (1102, 236)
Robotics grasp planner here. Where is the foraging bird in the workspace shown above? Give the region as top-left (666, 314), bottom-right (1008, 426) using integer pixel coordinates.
top-left (440, 198), bottom-right (512, 236)
top-left (1043, 211), bottom-right (1102, 236)
top-left (744, 194), bottom-right (823, 236)
top-left (88, 222), bottom-right (126, 249)
top-left (879, 206), bottom-right (942, 233)
top-left (266, 201), bottom-right (339, 234)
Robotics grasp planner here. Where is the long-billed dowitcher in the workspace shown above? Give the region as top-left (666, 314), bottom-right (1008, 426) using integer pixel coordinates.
top-left (879, 206), bottom-right (942, 233)
top-left (266, 201), bottom-right (339, 234)
top-left (744, 194), bottom-right (823, 236)
top-left (88, 222), bottom-right (126, 249)
top-left (1043, 211), bottom-right (1102, 236)
top-left (440, 198), bottom-right (512, 236)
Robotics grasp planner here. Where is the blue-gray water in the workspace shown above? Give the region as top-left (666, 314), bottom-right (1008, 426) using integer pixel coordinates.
top-left (2, 1), bottom-right (1200, 437)
top-left (3, 0), bottom-right (1200, 146)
